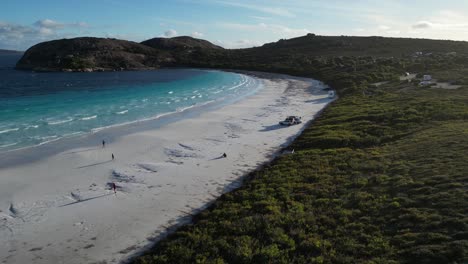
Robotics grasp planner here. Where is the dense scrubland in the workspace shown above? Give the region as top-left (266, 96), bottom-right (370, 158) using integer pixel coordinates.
top-left (133, 35), bottom-right (468, 263)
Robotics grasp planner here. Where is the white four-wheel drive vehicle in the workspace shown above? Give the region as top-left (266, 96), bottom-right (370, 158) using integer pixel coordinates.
top-left (279, 116), bottom-right (302, 126)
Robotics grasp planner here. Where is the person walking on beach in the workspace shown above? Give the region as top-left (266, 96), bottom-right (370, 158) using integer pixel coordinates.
top-left (102, 140), bottom-right (106, 148)
top-left (112, 182), bottom-right (117, 194)
top-left (112, 153), bottom-right (115, 160)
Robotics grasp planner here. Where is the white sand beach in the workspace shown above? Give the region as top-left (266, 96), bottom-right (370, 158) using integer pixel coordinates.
top-left (0, 72), bottom-right (333, 264)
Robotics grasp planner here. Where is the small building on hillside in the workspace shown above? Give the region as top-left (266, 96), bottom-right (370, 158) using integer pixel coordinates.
top-left (419, 75), bottom-right (433, 87)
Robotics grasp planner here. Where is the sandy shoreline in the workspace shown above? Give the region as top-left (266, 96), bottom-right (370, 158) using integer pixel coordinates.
top-left (0, 72), bottom-right (333, 264)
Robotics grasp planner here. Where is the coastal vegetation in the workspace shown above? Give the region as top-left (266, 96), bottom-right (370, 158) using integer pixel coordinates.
top-left (132, 36), bottom-right (468, 263)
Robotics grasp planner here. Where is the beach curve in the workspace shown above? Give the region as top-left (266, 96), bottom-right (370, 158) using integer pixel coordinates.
top-left (0, 72), bottom-right (334, 264)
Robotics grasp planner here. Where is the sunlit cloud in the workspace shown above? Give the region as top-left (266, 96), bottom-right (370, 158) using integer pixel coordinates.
top-left (191, 31), bottom-right (204, 38)
top-left (163, 29), bottom-right (178, 38)
top-left (413, 21), bottom-right (433, 29)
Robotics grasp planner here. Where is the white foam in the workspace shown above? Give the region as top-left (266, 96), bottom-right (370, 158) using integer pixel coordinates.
top-left (39, 135), bottom-right (58, 140)
top-left (81, 115), bottom-right (97, 121)
top-left (0, 128), bottom-right (19, 134)
top-left (47, 118), bottom-right (73, 125)
top-left (25, 125), bottom-right (39, 130)
top-left (35, 135), bottom-right (61, 146)
top-left (63, 131), bottom-right (84, 137)
top-left (227, 78), bottom-right (249, 90)
top-left (116, 110), bottom-right (128, 115)
top-left (0, 142), bottom-right (18, 148)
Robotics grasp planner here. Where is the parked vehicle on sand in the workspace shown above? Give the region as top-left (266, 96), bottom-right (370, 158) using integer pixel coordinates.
top-left (279, 116), bottom-right (302, 126)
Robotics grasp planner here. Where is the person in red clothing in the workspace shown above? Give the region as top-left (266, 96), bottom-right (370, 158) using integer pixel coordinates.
top-left (112, 182), bottom-right (117, 194)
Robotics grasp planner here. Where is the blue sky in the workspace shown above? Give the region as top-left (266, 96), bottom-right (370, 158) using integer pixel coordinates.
top-left (2, 0), bottom-right (468, 50)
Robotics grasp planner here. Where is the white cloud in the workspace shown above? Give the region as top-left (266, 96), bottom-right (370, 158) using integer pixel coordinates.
top-left (215, 1), bottom-right (294, 17)
top-left (38, 27), bottom-right (54, 36)
top-left (411, 11), bottom-right (468, 30)
top-left (0, 19), bottom-right (89, 50)
top-left (34, 19), bottom-right (88, 29)
top-left (356, 10), bottom-right (468, 41)
top-left (378, 25), bottom-right (391, 31)
top-left (35, 19), bottom-right (65, 29)
top-left (412, 21), bottom-right (433, 29)
top-left (191, 31), bottom-right (204, 38)
top-left (0, 22), bottom-right (34, 39)
top-left (163, 29), bottom-right (177, 37)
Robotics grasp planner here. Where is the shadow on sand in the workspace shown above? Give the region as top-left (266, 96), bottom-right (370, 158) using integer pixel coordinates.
top-left (305, 97), bottom-right (330, 104)
top-left (259, 124), bottom-right (288, 132)
top-left (64, 147), bottom-right (100, 155)
top-left (210, 155), bottom-right (226, 161)
top-left (59, 193), bottom-right (113, 207)
top-left (76, 160), bottom-right (112, 169)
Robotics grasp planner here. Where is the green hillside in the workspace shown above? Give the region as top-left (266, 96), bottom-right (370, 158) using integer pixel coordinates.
top-left (133, 36), bottom-right (468, 263)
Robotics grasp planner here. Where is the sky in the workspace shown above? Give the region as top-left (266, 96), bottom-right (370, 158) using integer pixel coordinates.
top-left (2, 0), bottom-right (468, 50)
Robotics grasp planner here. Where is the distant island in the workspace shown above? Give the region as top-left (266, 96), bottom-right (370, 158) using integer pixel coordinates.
top-left (15, 34), bottom-right (468, 72)
top-left (0, 49), bottom-right (23, 55)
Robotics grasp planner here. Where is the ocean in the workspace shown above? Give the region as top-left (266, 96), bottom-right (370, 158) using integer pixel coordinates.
top-left (0, 55), bottom-right (261, 152)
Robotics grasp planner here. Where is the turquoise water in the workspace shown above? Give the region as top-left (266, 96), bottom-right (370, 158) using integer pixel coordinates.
top-left (0, 59), bottom-right (260, 151)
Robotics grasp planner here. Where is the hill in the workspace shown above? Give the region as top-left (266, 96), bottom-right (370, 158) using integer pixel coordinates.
top-left (141, 36), bottom-right (223, 50)
top-left (15, 37), bottom-right (172, 72)
top-left (17, 34), bottom-right (468, 72)
top-left (255, 34), bottom-right (468, 57)
top-left (15, 36), bottom-right (225, 71)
